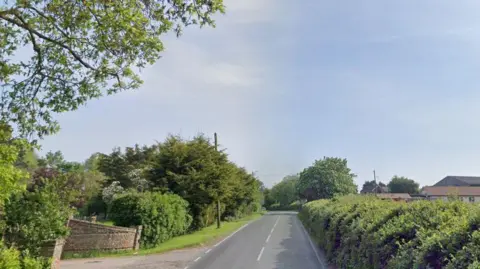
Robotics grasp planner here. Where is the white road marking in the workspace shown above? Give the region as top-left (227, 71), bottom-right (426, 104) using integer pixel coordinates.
top-left (265, 216), bottom-right (280, 243)
top-left (298, 218), bottom-right (326, 269)
top-left (257, 246), bottom-right (265, 261)
top-left (266, 234), bottom-right (272, 243)
top-left (194, 257), bottom-right (201, 262)
top-left (205, 249), bottom-right (211, 254)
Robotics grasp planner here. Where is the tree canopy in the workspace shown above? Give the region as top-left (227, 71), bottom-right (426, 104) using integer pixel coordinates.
top-left (268, 175), bottom-right (299, 206)
top-left (387, 176), bottom-right (420, 194)
top-left (0, 0), bottom-right (225, 140)
top-left (297, 157), bottom-right (357, 201)
top-left (360, 180), bottom-right (387, 194)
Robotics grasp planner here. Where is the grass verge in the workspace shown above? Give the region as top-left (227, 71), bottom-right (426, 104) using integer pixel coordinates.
top-left (62, 212), bottom-right (263, 260)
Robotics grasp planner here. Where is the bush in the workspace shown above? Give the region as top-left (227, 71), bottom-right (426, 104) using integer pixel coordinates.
top-left (109, 191), bottom-right (192, 248)
top-left (3, 179), bottom-right (72, 257)
top-left (0, 242), bottom-right (50, 269)
top-left (299, 195), bottom-right (480, 269)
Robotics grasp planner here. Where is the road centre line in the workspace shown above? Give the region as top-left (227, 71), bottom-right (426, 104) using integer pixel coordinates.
top-left (257, 247), bottom-right (265, 261)
top-left (257, 216), bottom-right (281, 261)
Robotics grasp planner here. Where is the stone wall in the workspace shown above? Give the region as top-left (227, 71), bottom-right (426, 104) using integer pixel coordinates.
top-left (40, 239), bottom-right (65, 269)
top-left (63, 219), bottom-right (142, 254)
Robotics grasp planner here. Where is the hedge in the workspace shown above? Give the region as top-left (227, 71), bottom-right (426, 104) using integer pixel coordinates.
top-left (109, 191), bottom-right (192, 248)
top-left (298, 195), bottom-right (480, 269)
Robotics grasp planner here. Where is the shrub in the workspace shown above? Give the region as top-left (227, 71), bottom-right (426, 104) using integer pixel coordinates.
top-left (110, 191), bottom-right (192, 248)
top-left (299, 195), bottom-right (480, 269)
top-left (0, 242), bottom-right (50, 269)
top-left (3, 179), bottom-right (72, 257)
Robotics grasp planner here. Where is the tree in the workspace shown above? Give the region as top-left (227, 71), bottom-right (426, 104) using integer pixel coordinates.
top-left (147, 134), bottom-right (249, 230)
top-left (0, 124), bottom-right (28, 206)
top-left (37, 151), bottom-right (65, 169)
top-left (102, 181), bottom-right (124, 215)
top-left (269, 175), bottom-right (299, 206)
top-left (297, 157), bottom-right (358, 201)
top-left (0, 0), bottom-right (225, 140)
top-left (4, 179), bottom-right (73, 257)
top-left (387, 176), bottom-right (420, 194)
top-left (360, 180), bottom-right (387, 194)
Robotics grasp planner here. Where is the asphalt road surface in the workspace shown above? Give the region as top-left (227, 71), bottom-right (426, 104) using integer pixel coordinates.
top-left (186, 212), bottom-right (327, 269)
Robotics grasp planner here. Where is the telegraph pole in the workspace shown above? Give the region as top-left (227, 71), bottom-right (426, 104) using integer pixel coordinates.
top-left (215, 133), bottom-right (221, 229)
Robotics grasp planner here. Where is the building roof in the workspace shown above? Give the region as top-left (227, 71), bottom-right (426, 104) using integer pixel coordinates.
top-left (376, 193), bottom-right (411, 199)
top-left (434, 176), bottom-right (480, 187)
top-left (423, 186), bottom-right (480, 196)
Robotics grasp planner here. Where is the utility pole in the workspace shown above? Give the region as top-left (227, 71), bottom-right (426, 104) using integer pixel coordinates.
top-left (373, 170), bottom-right (378, 194)
top-left (215, 133), bottom-right (221, 229)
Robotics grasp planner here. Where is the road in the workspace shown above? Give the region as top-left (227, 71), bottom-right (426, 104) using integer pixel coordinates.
top-left (186, 212), bottom-right (327, 269)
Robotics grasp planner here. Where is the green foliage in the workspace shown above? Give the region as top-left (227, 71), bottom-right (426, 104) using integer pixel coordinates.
top-left (0, 0), bottom-right (225, 140)
top-left (297, 157), bottom-right (357, 201)
top-left (0, 124), bottom-right (29, 206)
top-left (387, 175), bottom-right (420, 194)
top-left (268, 175), bottom-right (300, 207)
top-left (147, 134), bottom-right (260, 230)
top-left (299, 195), bottom-right (480, 269)
top-left (3, 180), bottom-right (73, 256)
top-left (267, 201), bottom-right (302, 211)
top-left (0, 242), bottom-right (51, 269)
top-left (0, 243), bottom-right (20, 269)
top-left (360, 180), bottom-right (387, 193)
top-left (109, 191), bottom-right (192, 248)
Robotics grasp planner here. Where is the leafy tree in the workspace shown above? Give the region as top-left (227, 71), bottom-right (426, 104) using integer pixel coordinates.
top-left (102, 181), bottom-right (124, 216)
top-left (37, 151), bottom-right (64, 169)
top-left (387, 176), bottom-right (420, 194)
top-left (0, 124), bottom-right (28, 206)
top-left (297, 157), bottom-right (357, 201)
top-left (0, 0), bottom-right (225, 140)
top-left (262, 188), bottom-right (275, 208)
top-left (97, 145), bottom-right (158, 187)
top-left (360, 180), bottom-right (387, 194)
top-left (147, 135), bottom-right (237, 229)
top-left (269, 175), bottom-right (299, 206)
top-left (4, 178), bottom-right (73, 257)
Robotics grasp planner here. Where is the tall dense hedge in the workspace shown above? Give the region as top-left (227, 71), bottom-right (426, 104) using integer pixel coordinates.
top-left (109, 191), bottom-right (192, 248)
top-left (299, 195), bottom-right (480, 269)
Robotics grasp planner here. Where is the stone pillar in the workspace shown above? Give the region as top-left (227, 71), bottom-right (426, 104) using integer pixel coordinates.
top-left (40, 239), bottom-right (65, 269)
top-left (133, 225), bottom-right (142, 250)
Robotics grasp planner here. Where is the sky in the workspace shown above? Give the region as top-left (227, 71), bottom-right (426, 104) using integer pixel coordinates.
top-left (40, 0), bottom-right (480, 188)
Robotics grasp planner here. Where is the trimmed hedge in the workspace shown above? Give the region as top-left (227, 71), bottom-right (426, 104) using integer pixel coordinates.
top-left (109, 191), bottom-right (192, 248)
top-left (299, 195), bottom-right (480, 269)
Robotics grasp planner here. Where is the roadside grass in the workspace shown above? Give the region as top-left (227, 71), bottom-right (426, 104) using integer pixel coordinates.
top-left (62, 212), bottom-right (263, 260)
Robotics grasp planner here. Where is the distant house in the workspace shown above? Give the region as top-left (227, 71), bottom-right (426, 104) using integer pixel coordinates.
top-left (422, 186), bottom-right (480, 203)
top-left (434, 176), bottom-right (480, 187)
top-left (376, 193), bottom-right (411, 202)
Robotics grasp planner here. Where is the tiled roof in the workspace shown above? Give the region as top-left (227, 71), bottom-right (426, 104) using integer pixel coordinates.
top-left (376, 193), bottom-right (411, 199)
top-left (423, 186), bottom-right (480, 196)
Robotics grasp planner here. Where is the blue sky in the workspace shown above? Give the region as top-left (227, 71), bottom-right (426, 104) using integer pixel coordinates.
top-left (41, 0), bottom-right (480, 188)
